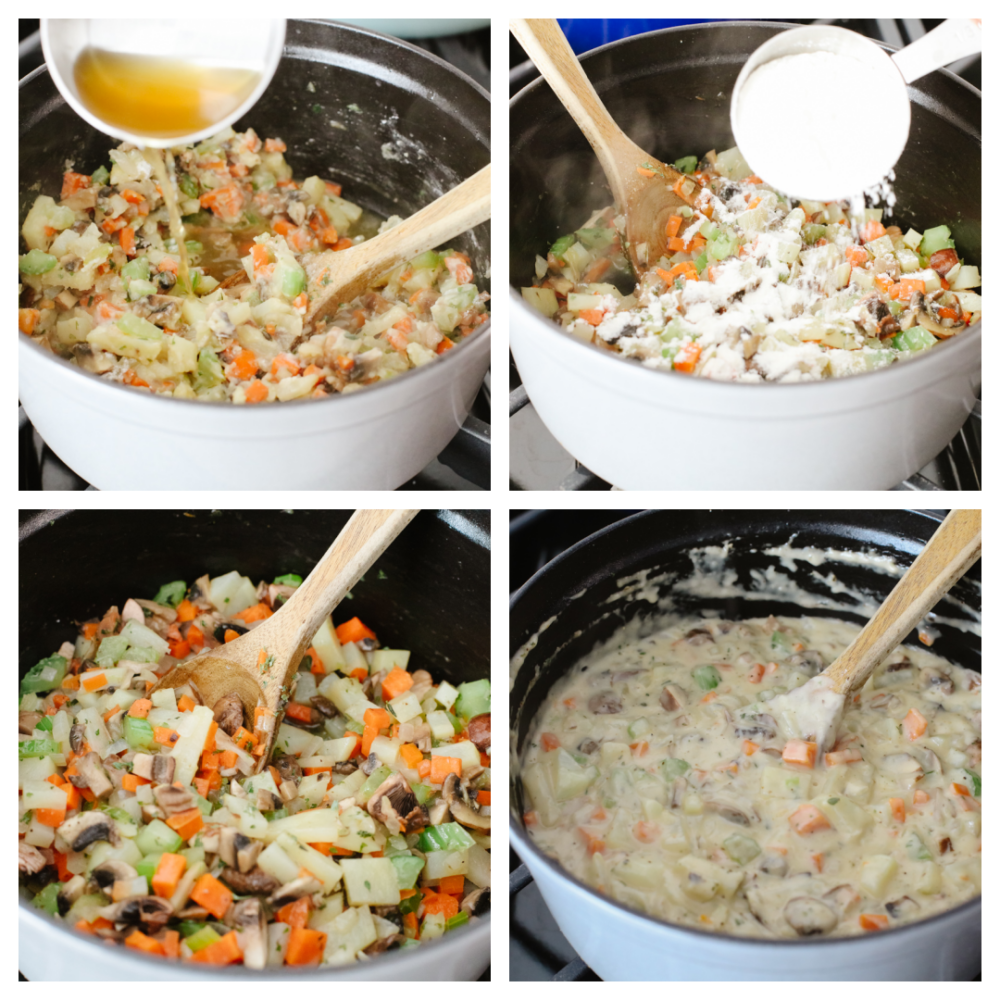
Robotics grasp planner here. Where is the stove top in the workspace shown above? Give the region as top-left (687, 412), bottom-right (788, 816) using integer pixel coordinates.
top-left (509, 18), bottom-right (981, 492)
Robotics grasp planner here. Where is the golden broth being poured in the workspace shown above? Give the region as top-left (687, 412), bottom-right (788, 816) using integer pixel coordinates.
top-left (73, 46), bottom-right (260, 140)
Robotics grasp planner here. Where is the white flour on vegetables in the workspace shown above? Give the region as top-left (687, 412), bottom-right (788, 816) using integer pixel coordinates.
top-left (521, 615), bottom-right (980, 939)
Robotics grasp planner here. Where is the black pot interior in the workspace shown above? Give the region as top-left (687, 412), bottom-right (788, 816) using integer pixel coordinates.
top-left (509, 22), bottom-right (980, 293)
top-left (20, 19), bottom-right (491, 288)
top-left (509, 509), bottom-right (980, 818)
top-left (20, 508), bottom-right (490, 687)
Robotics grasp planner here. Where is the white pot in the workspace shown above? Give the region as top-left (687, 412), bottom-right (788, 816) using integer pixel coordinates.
top-left (510, 825), bottom-right (979, 980)
top-left (19, 899), bottom-right (489, 980)
top-left (19, 328), bottom-right (489, 490)
top-left (510, 293), bottom-right (979, 489)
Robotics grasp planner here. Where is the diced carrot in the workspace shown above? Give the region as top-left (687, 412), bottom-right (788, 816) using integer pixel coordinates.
top-left (398, 743), bottom-right (424, 769)
top-left (166, 807), bottom-right (204, 842)
top-left (271, 353), bottom-right (301, 377)
top-left (61, 675), bottom-right (80, 691)
top-left (219, 750), bottom-right (238, 768)
top-left (154, 727), bottom-right (180, 748)
top-left (665, 215), bottom-right (683, 238)
top-left (284, 927), bottom-right (326, 966)
top-left (630, 741), bottom-right (649, 757)
top-left (336, 617), bottom-right (377, 645)
top-left (845, 245), bottom-right (868, 266)
top-left (168, 638), bottom-right (190, 659)
top-left (898, 278), bottom-right (926, 299)
top-left (119, 226), bottom-right (136, 257)
top-left (264, 138), bottom-right (287, 152)
top-left (190, 873), bottom-right (233, 919)
top-left (344, 731), bottom-right (363, 759)
top-left (158, 257), bottom-right (179, 275)
top-left (232, 726), bottom-right (257, 751)
top-left (54, 850), bottom-right (74, 882)
top-left (203, 719), bottom-right (218, 755)
top-left (18, 309), bottom-right (40, 335)
top-left (199, 183), bottom-right (246, 221)
top-left (782, 740), bottom-right (817, 769)
top-left (951, 782), bottom-right (971, 797)
top-left (636, 166), bottom-right (656, 178)
top-left (101, 216), bottom-right (126, 234)
top-left (578, 827), bottom-right (606, 855)
top-left (121, 773), bottom-right (150, 793)
top-left (476, 790), bottom-right (491, 806)
top-left (81, 672), bottom-right (107, 692)
top-left (673, 342), bottom-right (702, 374)
top-left (788, 803), bottom-right (831, 834)
top-left (422, 891), bottom-right (460, 918)
top-left (889, 797), bottom-right (906, 823)
top-left (191, 930), bottom-right (243, 965)
top-left (125, 929), bottom-right (165, 956)
top-left (160, 929), bottom-right (180, 959)
top-left (743, 740), bottom-right (759, 756)
top-left (633, 821), bottom-right (659, 844)
top-left (233, 601), bottom-right (273, 623)
top-left (429, 756), bottom-right (462, 784)
top-left (540, 732), bottom-right (560, 751)
top-left (381, 666), bottom-right (413, 701)
top-left (188, 624), bottom-right (205, 651)
top-left (152, 852), bottom-right (187, 899)
top-left (523, 810), bottom-right (538, 827)
top-left (228, 349), bottom-right (259, 382)
top-left (276, 897), bottom-right (312, 929)
top-left (103, 706), bottom-right (121, 725)
top-left (120, 188), bottom-right (144, 205)
top-left (578, 307), bottom-right (605, 326)
top-left (859, 220), bottom-right (886, 243)
top-left (251, 243), bottom-right (269, 274)
top-left (178, 695), bottom-right (196, 713)
top-left (63, 784), bottom-right (82, 811)
top-left (436, 874), bottom-right (465, 897)
top-left (824, 749), bottom-right (863, 766)
top-left (82, 622), bottom-right (100, 640)
top-left (700, 689), bottom-right (717, 704)
top-left (902, 708), bottom-right (927, 741)
top-left (913, 789), bottom-right (930, 804)
top-left (667, 236), bottom-right (687, 253)
top-left (859, 914), bottom-right (890, 932)
top-left (363, 707), bottom-right (392, 730)
top-left (61, 171), bottom-right (91, 200)
top-left (583, 257), bottom-right (612, 283)
top-left (35, 807), bottom-right (66, 827)
top-left (332, 237), bottom-right (354, 251)
top-left (747, 662), bottom-right (764, 684)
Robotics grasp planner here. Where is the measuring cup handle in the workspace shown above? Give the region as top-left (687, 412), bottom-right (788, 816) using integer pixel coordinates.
top-left (891, 18), bottom-right (981, 85)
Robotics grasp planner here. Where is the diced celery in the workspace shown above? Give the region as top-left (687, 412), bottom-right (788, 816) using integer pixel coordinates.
top-left (117, 312), bottom-right (162, 340)
top-left (549, 235), bottom-right (575, 258)
top-left (417, 823), bottom-right (476, 853)
top-left (153, 580), bottom-right (187, 607)
top-left (919, 225), bottom-right (954, 256)
top-left (674, 155), bottom-right (698, 174)
top-left (575, 227), bottom-right (615, 250)
top-left (186, 926), bottom-right (222, 952)
top-left (454, 679), bottom-right (490, 722)
top-left (446, 911), bottom-right (470, 932)
top-left (715, 147), bottom-right (753, 181)
top-left (723, 833), bottom-right (761, 865)
top-left (126, 280), bottom-right (156, 301)
top-left (390, 854), bottom-right (425, 890)
top-left (19, 739), bottom-right (61, 760)
top-left (136, 818), bottom-right (184, 855)
top-left (893, 327), bottom-right (936, 353)
top-left (801, 224), bottom-right (827, 245)
top-left (194, 348), bottom-right (224, 390)
top-left (33, 882), bottom-right (61, 915)
top-left (124, 716), bottom-right (155, 751)
top-left (21, 654), bottom-right (67, 695)
top-left (661, 758), bottom-right (691, 781)
top-left (91, 165), bottom-right (110, 186)
top-left (627, 718), bottom-right (651, 740)
top-left (358, 766), bottom-right (393, 805)
top-left (120, 619), bottom-right (169, 656)
top-left (94, 636), bottom-right (129, 666)
top-left (135, 852), bottom-right (163, 889)
top-left (121, 257), bottom-right (150, 283)
top-left (905, 834), bottom-right (932, 861)
top-left (693, 664), bottom-right (721, 690)
top-left (274, 573), bottom-right (303, 587)
top-left (19, 249), bottom-right (58, 274)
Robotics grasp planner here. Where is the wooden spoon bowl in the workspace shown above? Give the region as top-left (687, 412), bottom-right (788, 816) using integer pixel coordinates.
top-left (510, 19), bottom-right (701, 274)
top-left (152, 508), bottom-right (418, 770)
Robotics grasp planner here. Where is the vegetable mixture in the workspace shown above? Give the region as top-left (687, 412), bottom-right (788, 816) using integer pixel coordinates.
top-left (522, 615), bottom-right (980, 938)
top-left (19, 571), bottom-right (490, 967)
top-left (19, 128), bottom-right (489, 402)
top-left (522, 147), bottom-right (982, 382)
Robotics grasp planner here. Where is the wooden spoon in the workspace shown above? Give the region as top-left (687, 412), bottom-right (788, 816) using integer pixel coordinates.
top-left (769, 509), bottom-right (982, 752)
top-left (152, 509), bottom-right (419, 771)
top-left (510, 18), bottom-right (700, 274)
top-left (305, 164), bottom-right (490, 328)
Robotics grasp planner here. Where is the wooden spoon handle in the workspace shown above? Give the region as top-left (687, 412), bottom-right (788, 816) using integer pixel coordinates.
top-left (510, 19), bottom-right (641, 197)
top-left (275, 509), bottom-right (420, 667)
top-left (308, 165), bottom-right (490, 324)
top-left (825, 509), bottom-right (981, 694)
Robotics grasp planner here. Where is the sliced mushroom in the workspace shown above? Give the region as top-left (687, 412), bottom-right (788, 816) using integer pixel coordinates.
top-left (18, 842), bottom-right (48, 875)
top-left (461, 886), bottom-right (490, 916)
top-left (218, 827), bottom-right (263, 873)
top-left (788, 650), bottom-right (826, 675)
top-left (57, 811), bottom-right (117, 852)
top-left (588, 691), bottom-right (622, 715)
top-left (131, 753), bottom-right (155, 780)
top-left (703, 798), bottom-right (757, 826)
top-left (19, 711), bottom-right (43, 735)
top-left (885, 896), bottom-right (920, 920)
top-left (734, 713), bottom-right (777, 742)
top-left (577, 739), bottom-right (600, 755)
top-left (266, 583), bottom-right (298, 609)
top-left (228, 897), bottom-right (267, 969)
top-left (784, 896), bottom-right (838, 936)
top-left (360, 752), bottom-right (381, 776)
top-left (823, 884), bottom-right (860, 916)
top-left (153, 784), bottom-right (195, 816)
top-left (683, 628), bottom-right (714, 646)
top-left (966, 740), bottom-right (982, 769)
top-left (467, 713), bottom-right (491, 752)
top-left (219, 866), bottom-right (280, 895)
top-left (75, 751), bottom-right (114, 800)
top-left (868, 692), bottom-right (901, 711)
top-left (398, 720), bottom-right (430, 745)
top-left (309, 694), bottom-right (338, 718)
top-left (331, 762), bottom-right (358, 775)
top-left (938, 836), bottom-right (952, 855)
top-left (212, 691), bottom-right (245, 737)
top-left (367, 772), bottom-right (430, 834)
top-left (881, 752), bottom-right (923, 774)
top-left (69, 724), bottom-right (87, 754)
top-left (278, 779), bottom-right (299, 802)
top-left (57, 874), bottom-right (86, 915)
top-left (213, 622), bottom-right (249, 644)
top-left (427, 796), bottom-right (450, 826)
top-left (100, 895), bottom-right (173, 933)
top-left (151, 755), bottom-right (175, 784)
top-left (917, 307), bottom-right (960, 338)
top-left (267, 874), bottom-right (322, 909)
top-left (670, 777), bottom-right (688, 810)
top-left (90, 859), bottom-right (139, 895)
top-left (441, 773), bottom-right (490, 831)
top-left (257, 788), bottom-right (280, 812)
top-left (177, 905), bottom-right (211, 921)
top-left (271, 753), bottom-right (302, 782)
top-left (660, 684), bottom-right (688, 712)
top-left (921, 667), bottom-right (955, 696)
top-left (364, 934), bottom-right (404, 955)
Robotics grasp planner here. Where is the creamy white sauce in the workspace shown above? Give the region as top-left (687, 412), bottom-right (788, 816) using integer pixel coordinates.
top-left (521, 615), bottom-right (981, 939)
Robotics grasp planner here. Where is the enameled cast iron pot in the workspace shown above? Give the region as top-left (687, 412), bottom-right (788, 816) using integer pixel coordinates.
top-left (509, 509), bottom-right (981, 980)
top-left (19, 20), bottom-right (491, 491)
top-left (19, 508), bottom-right (490, 981)
top-left (509, 23), bottom-right (981, 490)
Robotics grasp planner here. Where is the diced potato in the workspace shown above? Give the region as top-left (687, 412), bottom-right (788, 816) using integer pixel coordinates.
top-left (761, 767), bottom-right (811, 800)
top-left (677, 855), bottom-right (744, 901)
top-left (916, 861), bottom-right (942, 894)
top-left (323, 904), bottom-right (377, 963)
top-left (614, 855), bottom-right (666, 890)
top-left (387, 691), bottom-right (423, 724)
top-left (423, 849), bottom-right (469, 881)
top-left (521, 286), bottom-right (559, 318)
top-left (431, 740), bottom-right (481, 776)
top-left (861, 854), bottom-right (897, 897)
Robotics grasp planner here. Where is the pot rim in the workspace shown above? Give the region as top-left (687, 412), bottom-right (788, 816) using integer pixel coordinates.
top-left (509, 507), bottom-right (982, 949)
top-left (18, 18), bottom-right (491, 413)
top-left (508, 19), bottom-right (981, 394)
